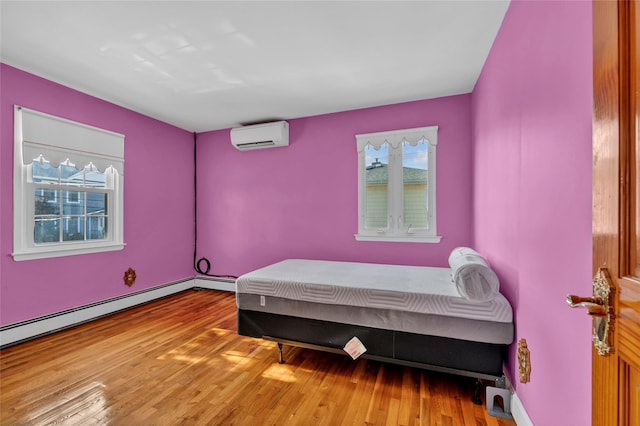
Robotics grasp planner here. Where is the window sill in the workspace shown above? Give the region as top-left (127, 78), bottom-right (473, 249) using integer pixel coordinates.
top-left (12, 242), bottom-right (125, 261)
top-left (354, 234), bottom-right (442, 243)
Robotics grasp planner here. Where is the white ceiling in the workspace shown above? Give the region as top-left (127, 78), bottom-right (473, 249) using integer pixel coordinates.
top-left (1, 1), bottom-right (509, 133)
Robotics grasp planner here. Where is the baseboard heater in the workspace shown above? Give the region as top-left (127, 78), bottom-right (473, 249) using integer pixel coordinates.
top-left (0, 277), bottom-right (234, 348)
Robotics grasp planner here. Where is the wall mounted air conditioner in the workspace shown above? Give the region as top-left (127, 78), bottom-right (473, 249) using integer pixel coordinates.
top-left (230, 121), bottom-right (289, 150)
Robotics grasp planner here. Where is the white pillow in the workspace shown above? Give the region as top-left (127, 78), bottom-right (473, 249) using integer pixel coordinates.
top-left (448, 247), bottom-right (500, 302)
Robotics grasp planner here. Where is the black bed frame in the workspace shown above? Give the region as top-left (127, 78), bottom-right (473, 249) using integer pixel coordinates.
top-left (238, 309), bottom-right (508, 403)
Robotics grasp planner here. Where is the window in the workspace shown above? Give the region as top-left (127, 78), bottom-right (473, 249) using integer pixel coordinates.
top-left (355, 126), bottom-right (440, 243)
top-left (13, 106), bottom-right (124, 261)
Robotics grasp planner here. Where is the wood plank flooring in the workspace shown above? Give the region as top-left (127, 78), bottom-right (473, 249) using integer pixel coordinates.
top-left (0, 290), bottom-right (515, 425)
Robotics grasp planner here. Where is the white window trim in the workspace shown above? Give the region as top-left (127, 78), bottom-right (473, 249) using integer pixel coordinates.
top-left (13, 106), bottom-right (125, 261)
top-left (355, 125), bottom-right (441, 243)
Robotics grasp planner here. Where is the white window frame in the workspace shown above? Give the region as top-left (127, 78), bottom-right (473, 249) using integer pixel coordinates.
top-left (355, 125), bottom-right (441, 243)
top-left (13, 106), bottom-right (125, 261)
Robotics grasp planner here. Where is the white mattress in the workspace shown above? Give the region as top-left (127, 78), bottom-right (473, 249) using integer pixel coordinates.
top-left (236, 259), bottom-right (513, 323)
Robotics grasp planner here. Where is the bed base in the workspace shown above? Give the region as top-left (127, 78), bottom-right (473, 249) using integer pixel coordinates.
top-left (267, 337), bottom-right (504, 383)
top-left (238, 309), bottom-right (507, 404)
top-left (267, 337), bottom-right (499, 405)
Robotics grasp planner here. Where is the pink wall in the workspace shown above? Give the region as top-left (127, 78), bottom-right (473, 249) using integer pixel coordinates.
top-left (1, 2), bottom-right (594, 420)
top-left (0, 64), bottom-right (195, 325)
top-left (472, 1), bottom-right (593, 425)
top-left (195, 95), bottom-right (473, 277)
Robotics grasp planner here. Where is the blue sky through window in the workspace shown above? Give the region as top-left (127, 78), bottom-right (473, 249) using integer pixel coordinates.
top-left (365, 144), bottom-right (388, 168)
top-left (365, 140), bottom-right (428, 170)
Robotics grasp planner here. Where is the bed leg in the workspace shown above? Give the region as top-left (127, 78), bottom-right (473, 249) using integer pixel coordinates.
top-left (472, 379), bottom-right (482, 405)
top-left (277, 342), bottom-right (285, 364)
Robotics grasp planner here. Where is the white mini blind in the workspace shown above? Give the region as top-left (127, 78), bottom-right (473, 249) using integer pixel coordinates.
top-left (16, 106), bottom-right (124, 174)
top-left (356, 125), bottom-right (438, 152)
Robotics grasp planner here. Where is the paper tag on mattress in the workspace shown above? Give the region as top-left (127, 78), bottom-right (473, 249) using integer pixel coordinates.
top-left (343, 336), bottom-right (367, 360)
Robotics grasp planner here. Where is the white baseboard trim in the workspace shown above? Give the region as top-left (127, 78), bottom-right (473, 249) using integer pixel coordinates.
top-left (511, 391), bottom-right (534, 425)
top-left (0, 278), bottom-right (210, 347)
top-left (194, 276), bottom-right (235, 292)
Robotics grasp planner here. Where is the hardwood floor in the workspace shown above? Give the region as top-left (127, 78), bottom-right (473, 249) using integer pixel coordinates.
top-left (0, 290), bottom-right (515, 425)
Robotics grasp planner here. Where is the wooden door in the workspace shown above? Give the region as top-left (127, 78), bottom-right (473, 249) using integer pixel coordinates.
top-left (592, 0), bottom-right (640, 425)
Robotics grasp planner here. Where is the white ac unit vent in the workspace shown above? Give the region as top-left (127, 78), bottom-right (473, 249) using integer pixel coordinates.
top-left (230, 121), bottom-right (289, 151)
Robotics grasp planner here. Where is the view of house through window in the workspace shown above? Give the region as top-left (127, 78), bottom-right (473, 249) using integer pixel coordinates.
top-left (364, 140), bottom-right (428, 230)
top-left (32, 159), bottom-right (108, 244)
top-left (402, 140), bottom-right (428, 229)
top-left (364, 144), bottom-right (389, 228)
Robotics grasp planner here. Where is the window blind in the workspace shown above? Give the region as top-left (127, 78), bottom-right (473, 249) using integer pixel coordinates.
top-left (356, 126), bottom-right (438, 152)
top-left (16, 106), bottom-right (124, 174)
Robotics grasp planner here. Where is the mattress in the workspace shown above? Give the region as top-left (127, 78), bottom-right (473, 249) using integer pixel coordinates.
top-left (235, 259), bottom-right (514, 345)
